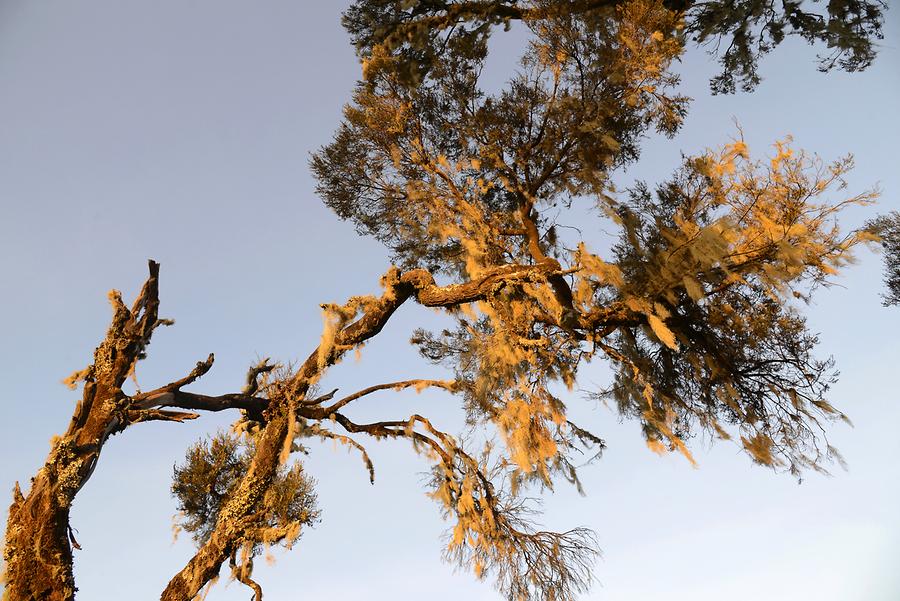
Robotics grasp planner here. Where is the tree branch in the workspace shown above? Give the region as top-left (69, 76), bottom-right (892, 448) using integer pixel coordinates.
top-left (302, 423), bottom-right (376, 484)
top-left (137, 391), bottom-right (268, 414)
top-left (131, 354), bottom-right (215, 409)
top-left (244, 358), bottom-right (276, 397)
top-left (5, 260), bottom-right (165, 601)
top-left (127, 409), bottom-right (200, 424)
top-left (312, 379), bottom-right (457, 416)
top-left (290, 262), bottom-right (565, 395)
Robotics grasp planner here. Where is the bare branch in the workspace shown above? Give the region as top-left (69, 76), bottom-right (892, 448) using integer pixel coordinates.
top-left (143, 391), bottom-right (268, 414)
top-left (302, 424), bottom-right (376, 484)
top-left (127, 409), bottom-right (201, 424)
top-left (318, 379), bottom-right (457, 415)
top-left (230, 551), bottom-right (263, 601)
top-left (131, 354), bottom-right (215, 409)
top-left (5, 260), bottom-right (166, 599)
top-left (244, 359), bottom-right (276, 397)
top-left (299, 388), bottom-right (339, 407)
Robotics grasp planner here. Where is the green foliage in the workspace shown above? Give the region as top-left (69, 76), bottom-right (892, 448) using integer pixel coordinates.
top-left (340, 0), bottom-right (886, 93)
top-left (172, 3), bottom-right (884, 601)
top-left (171, 432), bottom-right (319, 549)
top-left (315, 0), bottom-right (687, 275)
top-left (868, 211), bottom-right (900, 306)
top-left (688, 0), bottom-right (886, 93)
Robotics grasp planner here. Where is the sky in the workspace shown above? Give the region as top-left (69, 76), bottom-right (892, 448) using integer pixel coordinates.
top-left (0, 2), bottom-right (899, 600)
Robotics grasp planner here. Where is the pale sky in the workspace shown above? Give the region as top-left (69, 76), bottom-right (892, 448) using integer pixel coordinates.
top-left (1, 2), bottom-right (899, 600)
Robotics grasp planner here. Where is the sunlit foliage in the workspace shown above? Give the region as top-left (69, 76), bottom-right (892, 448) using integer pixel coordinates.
top-left (3, 3), bottom-right (887, 601)
top-left (342, 0), bottom-right (886, 93)
top-left (311, 2), bottom-right (880, 598)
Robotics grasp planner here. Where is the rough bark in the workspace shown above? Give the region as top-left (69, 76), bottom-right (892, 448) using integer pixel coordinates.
top-left (159, 406), bottom-right (290, 601)
top-left (3, 261), bottom-right (163, 601)
top-left (158, 262), bottom-right (566, 598)
top-left (2, 259), bottom-right (575, 601)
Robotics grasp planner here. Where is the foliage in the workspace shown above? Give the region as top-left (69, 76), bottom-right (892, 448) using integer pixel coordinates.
top-left (341, 0), bottom-right (886, 93)
top-left (170, 430), bottom-right (319, 599)
top-left (172, 432), bottom-right (319, 548)
top-left (868, 211), bottom-right (900, 306)
top-left (312, 2), bottom-right (880, 598)
top-left (687, 0), bottom-right (886, 92)
top-left (315, 0), bottom-right (688, 276)
top-left (2, 3), bottom-right (888, 601)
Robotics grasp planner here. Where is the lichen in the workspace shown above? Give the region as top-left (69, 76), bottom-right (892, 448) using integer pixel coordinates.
top-left (45, 437), bottom-right (83, 508)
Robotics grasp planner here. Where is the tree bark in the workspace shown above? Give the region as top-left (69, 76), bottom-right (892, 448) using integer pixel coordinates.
top-left (2, 262), bottom-right (162, 601)
top-left (2, 260), bottom-right (571, 600)
top-left (158, 262), bottom-right (565, 598)
top-left (160, 408), bottom-right (289, 601)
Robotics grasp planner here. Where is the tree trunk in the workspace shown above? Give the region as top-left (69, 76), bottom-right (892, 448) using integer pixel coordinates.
top-left (4, 480), bottom-right (76, 601)
top-left (3, 380), bottom-right (123, 601)
top-left (160, 408), bottom-right (289, 601)
top-left (2, 262), bottom-right (162, 601)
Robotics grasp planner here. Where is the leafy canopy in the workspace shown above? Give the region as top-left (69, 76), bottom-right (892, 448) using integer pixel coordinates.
top-left (342, 0), bottom-right (886, 93)
top-left (172, 2), bottom-right (882, 600)
top-left (2, 4), bottom-right (886, 601)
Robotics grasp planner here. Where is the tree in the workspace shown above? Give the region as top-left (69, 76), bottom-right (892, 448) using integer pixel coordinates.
top-left (869, 211), bottom-right (900, 306)
top-left (2, 2), bottom-right (887, 600)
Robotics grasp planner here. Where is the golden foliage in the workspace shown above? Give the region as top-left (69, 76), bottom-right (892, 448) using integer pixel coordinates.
top-left (6, 3), bottom-right (890, 601)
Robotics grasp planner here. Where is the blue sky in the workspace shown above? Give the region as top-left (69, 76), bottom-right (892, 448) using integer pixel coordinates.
top-left (1, 2), bottom-right (898, 600)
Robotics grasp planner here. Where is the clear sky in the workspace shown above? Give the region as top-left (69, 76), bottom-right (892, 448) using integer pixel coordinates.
top-left (1, 2), bottom-right (898, 600)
